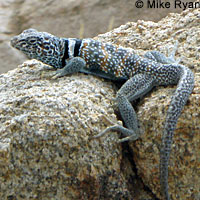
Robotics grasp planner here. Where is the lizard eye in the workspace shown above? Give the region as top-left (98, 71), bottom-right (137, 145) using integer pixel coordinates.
top-left (29, 39), bottom-right (37, 44)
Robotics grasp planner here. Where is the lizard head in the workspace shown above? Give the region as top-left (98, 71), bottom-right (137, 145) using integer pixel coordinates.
top-left (11, 28), bottom-right (65, 68)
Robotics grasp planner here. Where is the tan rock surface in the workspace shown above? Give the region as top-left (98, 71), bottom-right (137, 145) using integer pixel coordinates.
top-left (0, 60), bottom-right (134, 199)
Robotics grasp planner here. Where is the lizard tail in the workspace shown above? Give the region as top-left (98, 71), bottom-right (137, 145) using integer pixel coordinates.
top-left (160, 65), bottom-right (194, 200)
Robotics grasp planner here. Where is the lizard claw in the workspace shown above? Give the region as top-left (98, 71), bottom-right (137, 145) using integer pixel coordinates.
top-left (93, 124), bottom-right (140, 142)
top-left (41, 65), bottom-right (54, 71)
top-left (92, 116), bottom-right (121, 139)
top-left (51, 70), bottom-right (63, 79)
top-left (92, 115), bottom-right (141, 142)
top-left (41, 70), bottom-right (65, 79)
top-left (41, 71), bottom-right (57, 79)
top-left (117, 134), bottom-right (139, 143)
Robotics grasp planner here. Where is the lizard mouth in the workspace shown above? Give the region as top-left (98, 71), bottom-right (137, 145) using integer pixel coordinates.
top-left (10, 36), bottom-right (27, 51)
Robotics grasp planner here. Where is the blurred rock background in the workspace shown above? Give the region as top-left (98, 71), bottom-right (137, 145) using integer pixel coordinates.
top-left (0, 0), bottom-right (196, 73)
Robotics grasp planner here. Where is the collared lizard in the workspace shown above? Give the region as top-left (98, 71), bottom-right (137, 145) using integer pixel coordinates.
top-left (11, 29), bottom-right (194, 200)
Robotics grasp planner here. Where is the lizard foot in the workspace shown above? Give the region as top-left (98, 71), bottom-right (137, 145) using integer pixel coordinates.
top-left (92, 116), bottom-right (140, 142)
top-left (167, 40), bottom-right (182, 64)
top-left (41, 70), bottom-right (65, 79)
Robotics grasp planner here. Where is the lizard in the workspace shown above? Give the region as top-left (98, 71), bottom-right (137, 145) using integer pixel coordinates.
top-left (10, 28), bottom-right (194, 200)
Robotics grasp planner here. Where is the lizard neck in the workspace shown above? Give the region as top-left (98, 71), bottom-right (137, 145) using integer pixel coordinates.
top-left (61, 38), bottom-right (82, 67)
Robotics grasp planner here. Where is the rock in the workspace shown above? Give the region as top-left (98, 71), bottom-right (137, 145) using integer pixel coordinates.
top-left (0, 60), bottom-right (131, 199)
top-left (0, 6), bottom-right (200, 200)
top-left (0, 60), bottom-right (154, 199)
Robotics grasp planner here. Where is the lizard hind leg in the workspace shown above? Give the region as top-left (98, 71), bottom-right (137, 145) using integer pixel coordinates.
top-left (93, 73), bottom-right (156, 143)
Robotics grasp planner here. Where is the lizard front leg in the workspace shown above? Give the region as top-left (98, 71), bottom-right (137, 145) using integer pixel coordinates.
top-left (43, 57), bottom-right (86, 79)
top-left (54, 57), bottom-right (86, 78)
top-left (94, 73), bottom-right (156, 143)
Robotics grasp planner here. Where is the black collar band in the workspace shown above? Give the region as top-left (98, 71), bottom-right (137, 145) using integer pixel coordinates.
top-left (74, 39), bottom-right (82, 57)
top-left (62, 40), bottom-right (69, 67)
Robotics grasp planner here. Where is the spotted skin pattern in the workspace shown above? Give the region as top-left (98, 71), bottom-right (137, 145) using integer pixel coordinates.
top-left (11, 29), bottom-right (194, 200)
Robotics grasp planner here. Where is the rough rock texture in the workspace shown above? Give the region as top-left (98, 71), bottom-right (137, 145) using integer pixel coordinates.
top-left (0, 60), bottom-right (136, 200)
top-left (0, 6), bottom-right (200, 200)
top-left (0, 0), bottom-right (196, 74)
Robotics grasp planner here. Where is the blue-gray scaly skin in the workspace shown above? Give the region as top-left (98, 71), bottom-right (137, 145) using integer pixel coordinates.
top-left (11, 29), bottom-right (194, 200)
